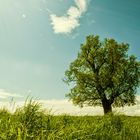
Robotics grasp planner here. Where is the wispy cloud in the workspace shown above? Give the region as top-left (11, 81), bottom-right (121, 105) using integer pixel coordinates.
top-left (0, 89), bottom-right (22, 99)
top-left (50, 0), bottom-right (89, 34)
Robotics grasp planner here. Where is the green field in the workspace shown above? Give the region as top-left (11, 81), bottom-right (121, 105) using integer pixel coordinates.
top-left (0, 101), bottom-right (139, 140)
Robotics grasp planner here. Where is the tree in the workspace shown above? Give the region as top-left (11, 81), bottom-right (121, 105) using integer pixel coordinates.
top-left (64, 35), bottom-right (140, 114)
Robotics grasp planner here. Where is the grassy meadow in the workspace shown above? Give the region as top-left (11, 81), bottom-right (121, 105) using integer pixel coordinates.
top-left (0, 100), bottom-right (139, 140)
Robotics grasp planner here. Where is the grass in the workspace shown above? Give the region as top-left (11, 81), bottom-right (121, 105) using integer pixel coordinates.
top-left (0, 100), bottom-right (139, 140)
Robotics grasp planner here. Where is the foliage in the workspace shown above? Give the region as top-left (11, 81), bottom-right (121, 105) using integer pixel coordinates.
top-left (64, 35), bottom-right (140, 114)
top-left (0, 101), bottom-right (140, 139)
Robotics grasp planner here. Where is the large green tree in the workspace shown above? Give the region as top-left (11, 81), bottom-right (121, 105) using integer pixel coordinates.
top-left (64, 35), bottom-right (140, 114)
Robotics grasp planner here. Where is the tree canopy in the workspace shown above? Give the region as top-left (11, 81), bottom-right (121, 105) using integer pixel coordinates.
top-left (64, 35), bottom-right (140, 114)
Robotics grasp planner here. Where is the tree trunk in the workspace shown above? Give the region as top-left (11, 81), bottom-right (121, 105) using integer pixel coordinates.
top-left (102, 99), bottom-right (112, 115)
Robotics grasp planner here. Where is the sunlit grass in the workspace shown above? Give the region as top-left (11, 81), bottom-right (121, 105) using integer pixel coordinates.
top-left (0, 100), bottom-right (139, 139)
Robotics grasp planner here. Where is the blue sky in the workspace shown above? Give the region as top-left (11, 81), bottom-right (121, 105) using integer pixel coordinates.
top-left (0, 0), bottom-right (140, 101)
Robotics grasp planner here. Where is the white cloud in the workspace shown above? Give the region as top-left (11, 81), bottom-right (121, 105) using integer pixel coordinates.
top-left (75, 0), bottom-right (87, 12)
top-left (0, 96), bottom-right (140, 116)
top-left (37, 96), bottom-right (140, 116)
top-left (0, 89), bottom-right (22, 99)
top-left (50, 15), bottom-right (80, 34)
top-left (50, 0), bottom-right (89, 34)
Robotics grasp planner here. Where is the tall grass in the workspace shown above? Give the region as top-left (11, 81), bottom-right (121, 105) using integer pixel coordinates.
top-left (0, 100), bottom-right (139, 139)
